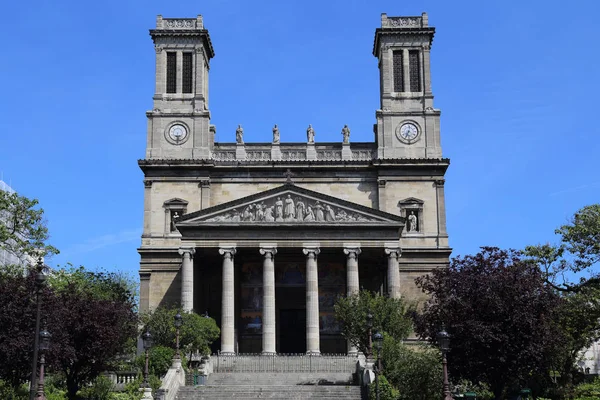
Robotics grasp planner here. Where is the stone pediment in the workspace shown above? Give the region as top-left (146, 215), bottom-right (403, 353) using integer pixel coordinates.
top-left (177, 184), bottom-right (404, 226)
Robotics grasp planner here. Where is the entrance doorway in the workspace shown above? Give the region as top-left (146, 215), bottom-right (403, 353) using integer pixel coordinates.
top-left (279, 309), bottom-right (306, 353)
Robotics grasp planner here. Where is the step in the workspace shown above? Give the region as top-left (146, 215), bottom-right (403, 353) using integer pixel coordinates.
top-left (206, 372), bottom-right (354, 386)
top-left (177, 385), bottom-right (362, 400)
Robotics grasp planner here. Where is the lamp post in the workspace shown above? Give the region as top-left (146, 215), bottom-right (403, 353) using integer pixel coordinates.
top-left (174, 313), bottom-right (182, 359)
top-left (142, 330), bottom-right (153, 387)
top-left (366, 312), bottom-right (373, 358)
top-left (373, 331), bottom-right (383, 400)
top-left (30, 257), bottom-right (47, 400)
top-left (35, 327), bottom-right (51, 400)
top-left (437, 328), bottom-right (452, 400)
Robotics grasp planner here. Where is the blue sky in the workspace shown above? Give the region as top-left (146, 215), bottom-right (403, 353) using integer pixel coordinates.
top-left (1, 0), bottom-right (599, 278)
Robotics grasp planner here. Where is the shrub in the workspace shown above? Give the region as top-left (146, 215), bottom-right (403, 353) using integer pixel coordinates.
top-left (77, 374), bottom-right (115, 399)
top-left (382, 337), bottom-right (442, 400)
top-left (369, 374), bottom-right (399, 400)
top-left (573, 377), bottom-right (600, 400)
top-left (136, 345), bottom-right (175, 378)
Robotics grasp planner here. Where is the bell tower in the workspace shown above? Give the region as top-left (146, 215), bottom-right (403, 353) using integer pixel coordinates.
top-left (373, 13), bottom-right (442, 159)
top-left (146, 15), bottom-right (215, 159)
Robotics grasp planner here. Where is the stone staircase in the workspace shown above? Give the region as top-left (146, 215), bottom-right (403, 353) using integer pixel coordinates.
top-left (175, 355), bottom-right (363, 399)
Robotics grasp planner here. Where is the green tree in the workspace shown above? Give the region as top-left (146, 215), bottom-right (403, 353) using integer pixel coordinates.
top-left (333, 290), bottom-right (413, 356)
top-left (525, 204), bottom-right (600, 293)
top-left (525, 205), bottom-right (600, 389)
top-left (142, 306), bottom-right (220, 363)
top-left (0, 190), bottom-right (58, 263)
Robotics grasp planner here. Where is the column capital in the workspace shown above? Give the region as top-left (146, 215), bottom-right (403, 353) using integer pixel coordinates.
top-left (219, 247), bottom-right (236, 259)
top-left (343, 247), bottom-right (362, 259)
top-left (178, 247), bottom-right (195, 257)
top-left (384, 247), bottom-right (402, 259)
top-left (259, 247), bottom-right (277, 259)
top-left (303, 247), bottom-right (320, 258)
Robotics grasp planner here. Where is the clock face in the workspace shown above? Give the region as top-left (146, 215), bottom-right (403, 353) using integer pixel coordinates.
top-left (168, 124), bottom-right (187, 143)
top-left (400, 123), bottom-right (419, 141)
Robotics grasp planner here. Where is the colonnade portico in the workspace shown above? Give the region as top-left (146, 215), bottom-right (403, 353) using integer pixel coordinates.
top-left (178, 244), bottom-right (402, 355)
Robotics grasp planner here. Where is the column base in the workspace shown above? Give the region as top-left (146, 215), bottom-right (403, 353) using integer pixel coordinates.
top-left (220, 351), bottom-right (236, 356)
top-left (306, 350), bottom-right (321, 356)
top-left (261, 351), bottom-right (277, 356)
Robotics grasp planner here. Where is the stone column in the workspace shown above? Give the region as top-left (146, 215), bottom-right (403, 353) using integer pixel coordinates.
top-left (344, 247), bottom-right (361, 355)
top-left (178, 248), bottom-right (195, 312)
top-left (260, 247), bottom-right (277, 355)
top-left (303, 247), bottom-right (321, 355)
top-left (219, 247), bottom-right (236, 355)
top-left (385, 248), bottom-right (401, 299)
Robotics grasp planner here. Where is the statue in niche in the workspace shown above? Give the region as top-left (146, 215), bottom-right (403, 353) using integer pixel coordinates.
top-left (407, 211), bottom-right (418, 232)
top-left (236, 124), bottom-right (244, 144)
top-left (295, 197), bottom-right (306, 221)
top-left (325, 204), bottom-right (336, 221)
top-left (314, 201), bottom-right (325, 221)
top-left (171, 211), bottom-right (180, 231)
top-left (275, 197), bottom-right (284, 221)
top-left (304, 206), bottom-right (315, 221)
top-left (284, 195), bottom-right (295, 220)
top-left (264, 206), bottom-right (275, 222)
top-left (307, 124), bottom-right (315, 143)
top-left (341, 124), bottom-right (350, 144)
top-left (272, 124), bottom-right (280, 144)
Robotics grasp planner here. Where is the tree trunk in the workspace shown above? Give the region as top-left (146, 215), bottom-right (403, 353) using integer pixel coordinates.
top-left (66, 374), bottom-right (79, 400)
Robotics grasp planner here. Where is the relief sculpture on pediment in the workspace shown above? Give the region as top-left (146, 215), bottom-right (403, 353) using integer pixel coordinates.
top-left (205, 195), bottom-right (379, 223)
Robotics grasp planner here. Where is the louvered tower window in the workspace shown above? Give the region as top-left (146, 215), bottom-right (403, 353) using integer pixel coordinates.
top-left (182, 53), bottom-right (193, 93)
top-left (166, 52), bottom-right (177, 93)
top-left (392, 51), bottom-right (404, 92)
top-left (409, 50), bottom-right (421, 92)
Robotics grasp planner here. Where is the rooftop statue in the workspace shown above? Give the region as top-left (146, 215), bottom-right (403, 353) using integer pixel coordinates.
top-left (236, 124), bottom-right (244, 144)
top-left (307, 124), bottom-right (315, 144)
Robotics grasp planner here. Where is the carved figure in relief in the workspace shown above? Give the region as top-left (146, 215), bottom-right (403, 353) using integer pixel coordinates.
top-left (325, 205), bottom-right (336, 221)
top-left (236, 124), bottom-right (244, 144)
top-left (304, 206), bottom-right (315, 221)
top-left (231, 209), bottom-right (241, 222)
top-left (314, 201), bottom-right (325, 221)
top-left (295, 197), bottom-right (305, 221)
top-left (256, 202), bottom-right (265, 221)
top-left (243, 205), bottom-right (255, 221)
top-left (275, 197), bottom-right (284, 221)
top-left (264, 206), bottom-right (275, 222)
top-left (284, 195), bottom-right (295, 220)
top-left (307, 124), bottom-right (315, 143)
top-left (341, 125), bottom-right (350, 144)
top-left (407, 211), bottom-right (418, 232)
top-left (273, 124), bottom-right (280, 144)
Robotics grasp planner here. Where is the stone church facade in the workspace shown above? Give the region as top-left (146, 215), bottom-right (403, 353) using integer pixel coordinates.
top-left (138, 13), bottom-right (450, 355)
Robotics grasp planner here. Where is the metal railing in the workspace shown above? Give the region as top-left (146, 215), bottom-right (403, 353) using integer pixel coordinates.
top-left (212, 353), bottom-right (356, 373)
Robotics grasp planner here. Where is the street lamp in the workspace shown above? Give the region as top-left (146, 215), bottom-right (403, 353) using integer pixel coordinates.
top-left (372, 331), bottom-right (383, 400)
top-left (35, 327), bottom-right (51, 400)
top-left (30, 257), bottom-right (47, 400)
top-left (437, 328), bottom-right (452, 400)
top-left (142, 330), bottom-right (153, 388)
top-left (366, 312), bottom-right (373, 358)
top-left (174, 313), bottom-right (183, 359)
